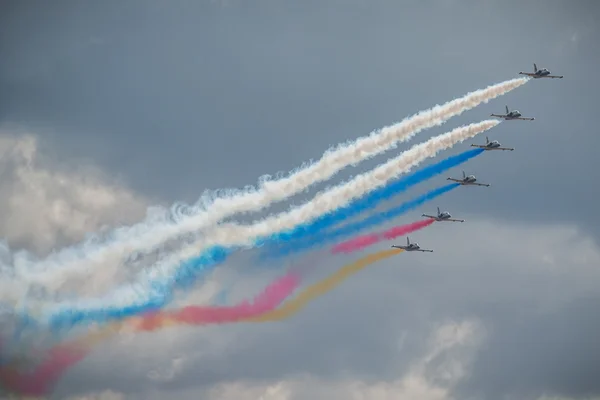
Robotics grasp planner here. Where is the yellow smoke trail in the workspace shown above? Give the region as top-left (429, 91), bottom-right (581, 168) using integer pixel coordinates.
top-left (0, 248), bottom-right (404, 398)
top-left (4, 248), bottom-right (402, 370)
top-left (243, 248), bottom-right (404, 323)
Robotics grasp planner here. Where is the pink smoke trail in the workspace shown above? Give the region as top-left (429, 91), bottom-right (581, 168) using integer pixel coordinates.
top-left (0, 342), bottom-right (88, 396)
top-left (331, 219), bottom-right (435, 254)
top-left (137, 272), bottom-right (300, 330)
top-left (0, 272), bottom-right (300, 397)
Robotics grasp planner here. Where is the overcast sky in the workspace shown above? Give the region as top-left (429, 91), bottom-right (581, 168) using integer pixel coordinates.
top-left (2, 0), bottom-right (600, 399)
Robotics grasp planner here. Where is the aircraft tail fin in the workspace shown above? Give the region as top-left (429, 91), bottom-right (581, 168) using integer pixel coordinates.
top-left (534, 63), bottom-right (538, 72)
top-left (486, 136), bottom-right (489, 144)
top-left (437, 206), bottom-right (440, 215)
top-left (407, 236), bottom-right (410, 246)
top-left (505, 105), bottom-right (509, 114)
top-left (462, 170), bottom-right (466, 179)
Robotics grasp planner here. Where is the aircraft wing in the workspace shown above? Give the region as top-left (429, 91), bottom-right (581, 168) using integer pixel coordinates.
top-left (445, 218), bottom-right (465, 222)
top-left (422, 214), bottom-right (436, 219)
top-left (545, 75), bottom-right (563, 78)
top-left (473, 145), bottom-right (514, 151)
top-left (515, 117), bottom-right (535, 120)
top-left (518, 72), bottom-right (536, 77)
top-left (418, 249), bottom-right (434, 252)
top-left (471, 182), bottom-right (490, 187)
top-left (447, 178), bottom-right (462, 183)
top-left (391, 245), bottom-right (406, 250)
top-left (490, 114), bottom-right (506, 118)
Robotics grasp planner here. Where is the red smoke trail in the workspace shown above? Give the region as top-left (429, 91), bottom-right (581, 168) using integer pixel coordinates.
top-left (331, 219), bottom-right (435, 254)
top-left (0, 343), bottom-right (88, 396)
top-left (0, 272), bottom-right (300, 397)
top-left (135, 272), bottom-right (300, 331)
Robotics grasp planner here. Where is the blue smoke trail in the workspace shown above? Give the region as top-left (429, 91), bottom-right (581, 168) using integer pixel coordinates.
top-left (259, 148), bottom-right (483, 247)
top-left (264, 183), bottom-right (459, 259)
top-left (27, 149), bottom-right (482, 332)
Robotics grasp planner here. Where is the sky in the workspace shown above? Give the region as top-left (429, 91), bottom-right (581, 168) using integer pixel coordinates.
top-left (1, 0), bottom-right (600, 399)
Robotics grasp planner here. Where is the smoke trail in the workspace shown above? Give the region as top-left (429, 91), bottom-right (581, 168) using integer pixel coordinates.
top-left (2, 249), bottom-right (400, 397)
top-left (269, 183), bottom-right (458, 258)
top-left (244, 248), bottom-right (405, 323)
top-left (132, 273), bottom-right (300, 331)
top-left (229, 122), bottom-right (494, 248)
top-left (0, 271), bottom-right (300, 396)
top-left (331, 219), bottom-right (435, 254)
top-left (26, 121), bottom-right (496, 330)
top-left (19, 78), bottom-right (527, 286)
top-left (0, 342), bottom-right (87, 397)
top-left (263, 147), bottom-right (484, 247)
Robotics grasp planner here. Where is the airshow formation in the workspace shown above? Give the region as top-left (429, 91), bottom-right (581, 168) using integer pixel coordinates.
top-left (0, 63), bottom-right (564, 396)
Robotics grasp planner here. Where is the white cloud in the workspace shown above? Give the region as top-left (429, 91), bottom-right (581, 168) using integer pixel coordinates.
top-left (154, 319), bottom-right (482, 400)
top-left (62, 320), bottom-right (481, 400)
top-left (0, 132), bottom-right (148, 255)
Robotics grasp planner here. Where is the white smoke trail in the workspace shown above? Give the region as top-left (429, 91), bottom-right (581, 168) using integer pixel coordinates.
top-left (17, 78), bottom-right (528, 284)
top-left (160, 120), bottom-right (500, 254)
top-left (29, 120), bottom-right (499, 318)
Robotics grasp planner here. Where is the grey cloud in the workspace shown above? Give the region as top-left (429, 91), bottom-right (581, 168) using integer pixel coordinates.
top-left (51, 219), bottom-right (600, 399)
top-left (0, 133), bottom-right (149, 255)
top-left (59, 319), bottom-right (483, 400)
top-left (1, 0), bottom-right (599, 236)
top-left (2, 0), bottom-right (600, 399)
top-left (457, 293), bottom-right (600, 400)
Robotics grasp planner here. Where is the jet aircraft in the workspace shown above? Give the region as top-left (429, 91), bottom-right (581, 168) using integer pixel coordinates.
top-left (447, 171), bottom-right (490, 187)
top-left (471, 136), bottom-right (514, 151)
top-left (422, 207), bottom-right (465, 222)
top-left (491, 105), bottom-right (534, 120)
top-left (519, 63), bottom-right (563, 79)
top-left (392, 236), bottom-right (433, 252)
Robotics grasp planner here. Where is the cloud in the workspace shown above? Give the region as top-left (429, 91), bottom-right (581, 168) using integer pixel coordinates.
top-left (0, 131), bottom-right (149, 255)
top-left (199, 321), bottom-right (479, 400)
top-left (1, 1), bottom-right (598, 399)
top-left (66, 390), bottom-right (126, 400)
top-left (63, 319), bottom-right (483, 400)
top-left (537, 397), bottom-right (600, 400)
top-left (50, 215), bottom-right (600, 399)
